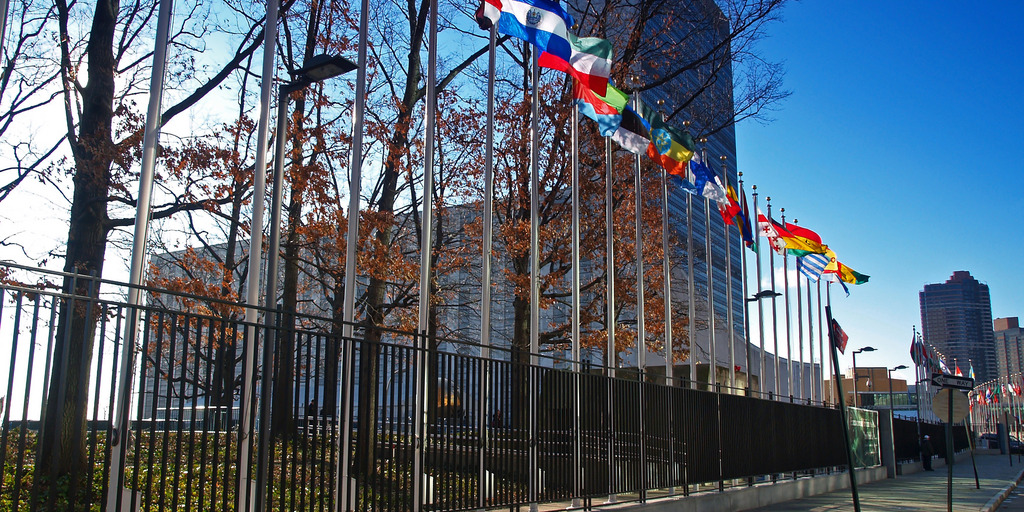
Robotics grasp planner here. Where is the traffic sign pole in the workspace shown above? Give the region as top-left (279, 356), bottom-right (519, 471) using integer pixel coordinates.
top-left (947, 388), bottom-right (953, 512)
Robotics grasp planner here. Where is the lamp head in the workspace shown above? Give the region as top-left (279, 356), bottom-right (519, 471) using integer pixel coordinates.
top-left (291, 54), bottom-right (358, 83)
top-left (892, 364), bottom-right (908, 371)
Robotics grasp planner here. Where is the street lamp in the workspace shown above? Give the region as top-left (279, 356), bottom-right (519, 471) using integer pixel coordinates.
top-left (747, 289), bottom-right (782, 302)
top-left (256, 53), bottom-right (357, 504)
top-left (851, 346), bottom-right (876, 408)
top-left (888, 364), bottom-right (908, 415)
top-left (265, 54), bottom-right (358, 307)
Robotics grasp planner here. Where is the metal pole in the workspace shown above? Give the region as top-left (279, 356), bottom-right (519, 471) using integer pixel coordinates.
top-left (781, 209), bottom-right (791, 398)
top-left (721, 158), bottom-right (735, 391)
top-left (477, 24), bottom-right (496, 510)
top-left (413, 0), bottom-right (439, 507)
top-left (606, 138), bottom-right (616, 375)
top-left (528, 52), bottom-right (540, 511)
top-left (827, 306), bottom-right (863, 512)
top-left (768, 199), bottom-right (780, 398)
top-left (687, 191), bottom-right (696, 389)
top-left (570, 105), bottom-right (583, 504)
top-left (739, 176), bottom-right (752, 394)
top-left (106, 0), bottom-right (173, 506)
top-left (703, 148), bottom-right (716, 389)
top-left (795, 250), bottom-right (803, 401)
top-left (254, 83), bottom-right (291, 512)
top-left (634, 127), bottom-right (646, 376)
top-left (240, 0), bottom-right (279, 505)
top-left (807, 275), bottom-right (814, 402)
top-left (661, 171), bottom-right (673, 386)
top-left (338, 0), bottom-right (370, 502)
top-left (752, 187), bottom-right (765, 395)
top-left (817, 279), bottom-right (825, 403)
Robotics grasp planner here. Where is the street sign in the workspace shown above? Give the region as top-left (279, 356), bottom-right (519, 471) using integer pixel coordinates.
top-left (931, 373), bottom-right (974, 390)
top-left (932, 388), bottom-right (970, 423)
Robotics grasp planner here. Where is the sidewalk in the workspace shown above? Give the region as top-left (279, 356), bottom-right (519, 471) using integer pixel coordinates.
top-left (744, 451), bottom-right (1024, 512)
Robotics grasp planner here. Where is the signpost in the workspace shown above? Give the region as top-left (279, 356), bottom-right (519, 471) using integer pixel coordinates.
top-left (930, 373), bottom-right (975, 512)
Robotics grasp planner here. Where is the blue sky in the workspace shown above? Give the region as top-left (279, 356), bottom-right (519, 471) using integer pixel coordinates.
top-left (735, 1), bottom-right (1024, 383)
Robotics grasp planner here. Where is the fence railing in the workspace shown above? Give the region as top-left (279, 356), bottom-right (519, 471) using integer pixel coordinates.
top-left (0, 263), bottom-right (856, 512)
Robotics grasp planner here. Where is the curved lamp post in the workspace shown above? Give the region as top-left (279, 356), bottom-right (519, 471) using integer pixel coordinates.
top-left (888, 364), bottom-right (908, 415)
top-left (851, 346), bottom-right (876, 407)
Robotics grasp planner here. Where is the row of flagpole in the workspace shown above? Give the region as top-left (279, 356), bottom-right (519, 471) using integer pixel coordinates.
top-left (118, 0), bottom-right (873, 509)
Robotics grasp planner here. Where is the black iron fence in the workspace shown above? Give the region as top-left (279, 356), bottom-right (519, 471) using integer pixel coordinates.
top-left (0, 263), bottom-right (855, 512)
top-left (892, 416), bottom-right (969, 463)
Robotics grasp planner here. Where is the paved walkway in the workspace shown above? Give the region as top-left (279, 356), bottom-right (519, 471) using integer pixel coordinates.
top-left (745, 452), bottom-right (1024, 512)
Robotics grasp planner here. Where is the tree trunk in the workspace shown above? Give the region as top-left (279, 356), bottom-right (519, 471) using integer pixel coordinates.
top-left (38, 1), bottom-right (117, 505)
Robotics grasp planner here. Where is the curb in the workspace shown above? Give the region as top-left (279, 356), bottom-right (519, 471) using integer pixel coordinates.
top-left (982, 467), bottom-right (1024, 512)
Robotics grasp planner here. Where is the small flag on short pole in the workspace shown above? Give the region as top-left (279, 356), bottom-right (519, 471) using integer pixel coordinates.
top-left (831, 318), bottom-right (849, 354)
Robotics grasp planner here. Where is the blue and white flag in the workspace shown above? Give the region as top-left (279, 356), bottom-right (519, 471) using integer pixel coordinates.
top-left (688, 153), bottom-right (728, 204)
top-left (799, 253), bottom-right (829, 282)
top-left (478, 0), bottom-right (574, 61)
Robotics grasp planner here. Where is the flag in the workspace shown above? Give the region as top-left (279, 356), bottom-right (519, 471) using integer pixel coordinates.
top-left (955, 364), bottom-right (963, 377)
top-left (799, 253), bottom-right (829, 282)
top-left (573, 81), bottom-right (626, 136)
top-left (831, 318), bottom-right (849, 354)
top-left (910, 335), bottom-right (921, 366)
top-left (781, 222), bottom-right (827, 257)
top-left (477, 0), bottom-right (574, 61)
top-left (538, 33), bottom-right (612, 95)
top-left (739, 187), bottom-right (755, 249)
top-left (688, 153), bottom-right (728, 204)
top-left (611, 102), bottom-right (651, 154)
top-left (939, 358), bottom-right (950, 375)
top-left (969, 363), bottom-right (975, 380)
top-left (646, 120), bottom-right (695, 178)
top-left (821, 248), bottom-right (869, 286)
top-left (757, 209), bottom-right (788, 254)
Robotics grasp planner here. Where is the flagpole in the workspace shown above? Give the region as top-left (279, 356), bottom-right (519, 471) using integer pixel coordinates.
top-left (606, 137), bottom-right (616, 375)
top-left (826, 305), bottom-right (863, 512)
top-left (604, 136), bottom-right (619, 503)
top-left (687, 187), bottom-right (697, 390)
top-left (699, 147), bottom-right (716, 389)
top-left (661, 167), bottom-right (674, 386)
top-left (635, 114), bottom-right (647, 379)
top-left (239, 0), bottom-right (279, 505)
top-left (477, 25), bottom-right (497, 509)
top-left (752, 186), bottom-right (765, 396)
top-left (739, 176), bottom-right (753, 395)
top-left (768, 198), bottom-right (780, 399)
top-left (721, 156), bottom-right (736, 391)
top-left (413, 0), bottom-right (439, 508)
top-left (570, 104), bottom-right (583, 504)
top-left (807, 274), bottom-right (815, 402)
top-left (817, 279), bottom-right (825, 403)
top-left (781, 208), bottom-right (792, 399)
top-left (528, 51), bottom-right (540, 511)
top-left (828, 281), bottom-right (834, 404)
top-left (106, 0), bottom-right (172, 506)
top-left (338, 0), bottom-right (370, 502)
top-left (794, 222), bottom-right (804, 401)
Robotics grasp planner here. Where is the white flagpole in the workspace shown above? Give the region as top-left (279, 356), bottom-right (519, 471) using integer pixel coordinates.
top-left (807, 274), bottom-right (815, 402)
top-left (738, 176), bottom-right (753, 394)
top-left (687, 191), bottom-right (696, 389)
top-left (339, 0), bottom-right (370, 501)
top-left (817, 279), bottom-right (825, 403)
top-left (661, 168), bottom-right (674, 386)
top-left (752, 186), bottom-right (766, 395)
top-left (781, 209), bottom-right (792, 398)
top-left (828, 281), bottom-right (834, 404)
top-left (702, 148), bottom-right (716, 389)
top-left (240, 0), bottom-right (279, 505)
top-left (794, 235), bottom-right (803, 401)
top-left (767, 198), bottom-right (780, 399)
top-left (606, 138), bottom-right (616, 374)
top-left (634, 124), bottom-right (646, 377)
top-left (413, 0), bottom-right (439, 507)
top-left (107, 0), bottom-right (173, 506)
top-left (477, 26), bottom-right (496, 508)
top-left (604, 137), bottom-right (618, 503)
top-left (528, 51), bottom-right (540, 510)
top-left (721, 157), bottom-right (736, 391)
top-left (570, 104), bottom-right (582, 503)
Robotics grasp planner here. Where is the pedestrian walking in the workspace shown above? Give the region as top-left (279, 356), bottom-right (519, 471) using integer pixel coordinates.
top-left (921, 434), bottom-right (934, 471)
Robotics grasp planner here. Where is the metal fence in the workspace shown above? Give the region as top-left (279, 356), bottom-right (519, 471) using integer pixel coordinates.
top-left (0, 263), bottom-right (854, 512)
top-left (892, 416), bottom-right (969, 464)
